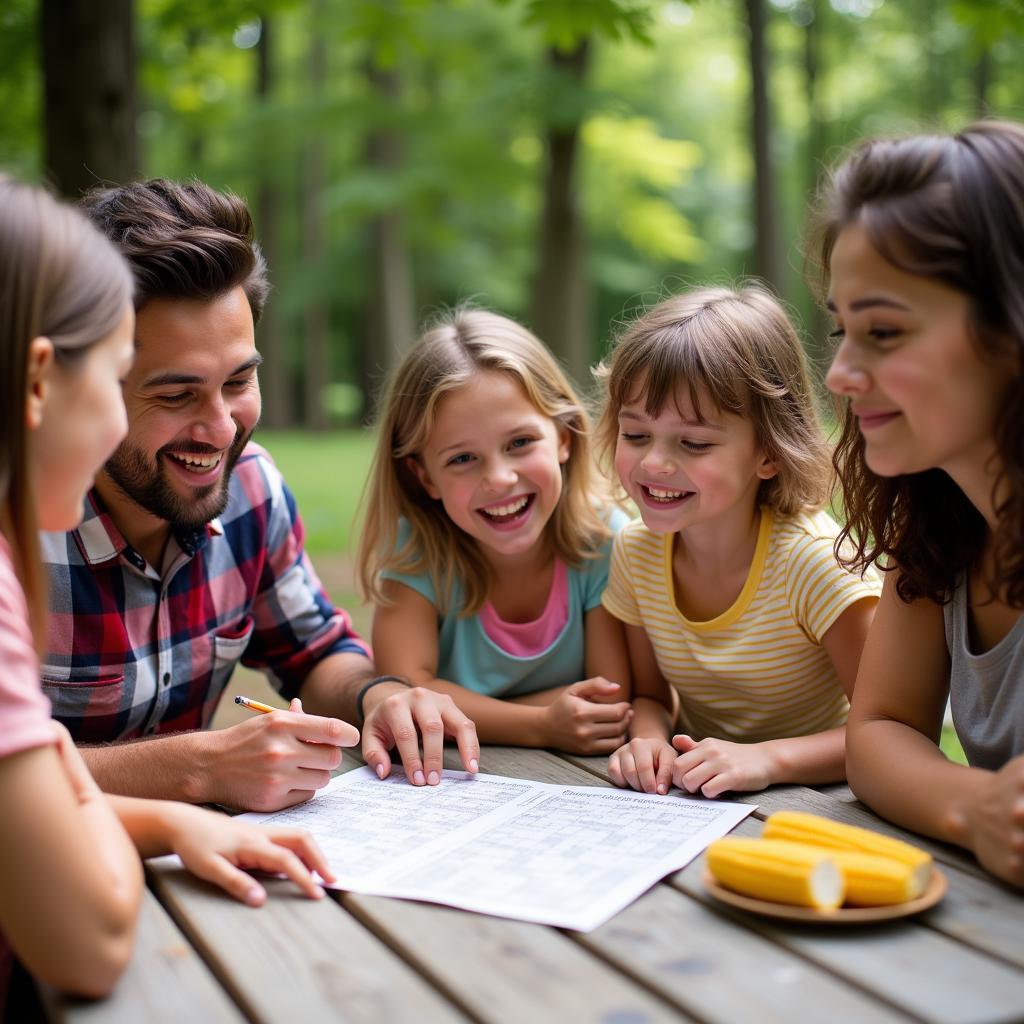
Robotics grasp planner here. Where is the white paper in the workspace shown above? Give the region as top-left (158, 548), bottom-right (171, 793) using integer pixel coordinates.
top-left (240, 767), bottom-right (754, 932)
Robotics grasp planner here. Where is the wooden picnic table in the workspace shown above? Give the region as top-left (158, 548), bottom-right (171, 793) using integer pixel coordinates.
top-left (44, 745), bottom-right (1024, 1024)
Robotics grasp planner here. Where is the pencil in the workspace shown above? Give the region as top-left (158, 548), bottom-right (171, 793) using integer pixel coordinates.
top-left (234, 695), bottom-right (279, 715)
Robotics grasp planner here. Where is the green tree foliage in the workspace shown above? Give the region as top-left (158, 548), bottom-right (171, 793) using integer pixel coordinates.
top-left (6, 0), bottom-right (1024, 419)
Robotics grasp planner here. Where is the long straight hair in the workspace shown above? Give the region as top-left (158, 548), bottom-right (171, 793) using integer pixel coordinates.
top-left (0, 177), bottom-right (132, 647)
top-left (358, 307), bottom-right (610, 615)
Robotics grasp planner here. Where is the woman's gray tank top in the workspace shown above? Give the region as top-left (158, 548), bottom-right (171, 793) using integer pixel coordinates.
top-left (943, 580), bottom-right (1024, 770)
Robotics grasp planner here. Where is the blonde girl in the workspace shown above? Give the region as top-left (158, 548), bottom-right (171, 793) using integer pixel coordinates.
top-left (360, 308), bottom-right (632, 760)
top-left (0, 178), bottom-right (331, 1009)
top-left (821, 122), bottom-right (1024, 888)
top-left (598, 285), bottom-right (880, 797)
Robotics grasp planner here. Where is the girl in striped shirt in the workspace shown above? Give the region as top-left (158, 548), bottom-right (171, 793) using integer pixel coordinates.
top-left (596, 285), bottom-right (880, 797)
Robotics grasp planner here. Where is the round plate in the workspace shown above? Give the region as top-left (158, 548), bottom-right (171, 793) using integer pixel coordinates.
top-left (701, 867), bottom-right (948, 924)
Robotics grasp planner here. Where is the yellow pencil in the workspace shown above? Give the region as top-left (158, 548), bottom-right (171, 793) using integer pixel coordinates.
top-left (234, 695), bottom-right (279, 715)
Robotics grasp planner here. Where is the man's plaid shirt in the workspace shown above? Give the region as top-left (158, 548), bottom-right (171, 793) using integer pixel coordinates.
top-left (39, 444), bottom-right (369, 742)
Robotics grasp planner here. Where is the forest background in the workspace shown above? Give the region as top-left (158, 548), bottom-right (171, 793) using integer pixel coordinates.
top-left (3, 0), bottom-right (1020, 748)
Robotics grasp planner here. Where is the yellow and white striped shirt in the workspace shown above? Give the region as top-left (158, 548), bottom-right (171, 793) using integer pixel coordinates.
top-left (602, 508), bottom-right (881, 743)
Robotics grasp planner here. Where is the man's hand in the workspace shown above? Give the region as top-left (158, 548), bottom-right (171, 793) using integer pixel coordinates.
top-left (609, 737), bottom-right (676, 794)
top-left (201, 698), bottom-right (359, 811)
top-left (961, 755), bottom-right (1024, 888)
top-left (540, 678), bottom-right (632, 754)
top-left (361, 685), bottom-right (480, 786)
top-left (671, 734), bottom-right (777, 798)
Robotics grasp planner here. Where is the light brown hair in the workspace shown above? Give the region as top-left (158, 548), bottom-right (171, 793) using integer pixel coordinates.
top-left (358, 307), bottom-right (610, 615)
top-left (0, 176), bottom-right (132, 647)
top-left (595, 285), bottom-right (831, 516)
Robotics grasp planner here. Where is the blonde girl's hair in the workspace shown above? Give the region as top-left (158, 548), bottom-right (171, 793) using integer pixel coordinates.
top-left (358, 307), bottom-right (609, 615)
top-left (0, 176), bottom-right (133, 650)
top-left (594, 285), bottom-right (831, 517)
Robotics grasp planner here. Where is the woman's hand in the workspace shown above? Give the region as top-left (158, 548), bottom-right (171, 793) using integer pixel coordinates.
top-left (960, 755), bottom-right (1024, 888)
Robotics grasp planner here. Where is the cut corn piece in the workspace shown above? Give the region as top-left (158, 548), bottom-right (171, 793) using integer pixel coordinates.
top-left (706, 838), bottom-right (844, 910)
top-left (762, 811), bottom-right (933, 897)
top-left (828, 850), bottom-right (926, 905)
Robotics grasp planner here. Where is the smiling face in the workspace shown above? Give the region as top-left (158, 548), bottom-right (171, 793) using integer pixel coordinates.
top-left (614, 381), bottom-right (776, 538)
top-left (411, 370), bottom-right (571, 565)
top-left (30, 306), bottom-right (135, 532)
top-left (825, 221), bottom-right (1008, 483)
top-left (97, 286), bottom-right (262, 536)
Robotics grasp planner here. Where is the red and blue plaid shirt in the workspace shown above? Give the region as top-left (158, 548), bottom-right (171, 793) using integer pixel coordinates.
top-left (39, 443), bottom-right (369, 743)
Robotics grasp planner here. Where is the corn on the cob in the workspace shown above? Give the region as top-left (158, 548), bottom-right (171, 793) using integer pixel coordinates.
top-left (706, 838), bottom-right (844, 909)
top-left (762, 811), bottom-right (932, 897)
top-left (827, 850), bottom-right (926, 904)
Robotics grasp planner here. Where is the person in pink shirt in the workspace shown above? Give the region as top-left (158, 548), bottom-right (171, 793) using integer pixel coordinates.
top-left (0, 177), bottom-right (333, 1011)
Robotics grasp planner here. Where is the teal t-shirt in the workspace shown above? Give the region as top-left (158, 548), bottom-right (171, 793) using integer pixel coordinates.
top-left (382, 508), bottom-right (630, 698)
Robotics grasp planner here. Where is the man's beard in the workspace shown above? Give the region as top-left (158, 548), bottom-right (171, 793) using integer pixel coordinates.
top-left (104, 428), bottom-right (251, 532)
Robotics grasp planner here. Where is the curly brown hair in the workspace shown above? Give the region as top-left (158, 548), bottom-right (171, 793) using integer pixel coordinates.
top-left (80, 178), bottom-right (268, 322)
top-left (809, 121), bottom-right (1024, 605)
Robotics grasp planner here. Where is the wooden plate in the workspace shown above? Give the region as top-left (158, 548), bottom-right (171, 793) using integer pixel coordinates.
top-left (701, 867), bottom-right (948, 924)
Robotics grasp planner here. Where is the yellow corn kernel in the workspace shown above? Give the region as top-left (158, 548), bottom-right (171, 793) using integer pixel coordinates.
top-left (762, 811), bottom-right (932, 895)
top-left (706, 838), bottom-right (844, 910)
top-left (827, 850), bottom-right (926, 905)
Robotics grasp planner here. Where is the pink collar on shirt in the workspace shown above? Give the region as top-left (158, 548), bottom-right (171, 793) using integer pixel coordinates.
top-left (478, 560), bottom-right (569, 657)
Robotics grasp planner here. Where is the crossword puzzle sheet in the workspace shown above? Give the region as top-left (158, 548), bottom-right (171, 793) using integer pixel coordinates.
top-left (241, 767), bottom-right (754, 931)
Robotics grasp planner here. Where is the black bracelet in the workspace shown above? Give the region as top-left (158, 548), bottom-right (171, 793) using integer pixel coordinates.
top-left (356, 675), bottom-right (411, 725)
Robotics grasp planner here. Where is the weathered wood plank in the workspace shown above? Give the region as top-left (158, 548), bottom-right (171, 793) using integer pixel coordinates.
top-left (560, 750), bottom-right (1024, 1012)
top-left (42, 887), bottom-right (244, 1024)
top-left (345, 892), bottom-right (688, 1024)
top-left (579, 880), bottom-right (912, 1024)
top-left (669, 840), bottom-right (1024, 1024)
top-left (147, 861), bottom-right (463, 1024)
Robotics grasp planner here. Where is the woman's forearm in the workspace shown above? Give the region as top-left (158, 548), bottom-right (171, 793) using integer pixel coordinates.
top-left (847, 717), bottom-right (991, 845)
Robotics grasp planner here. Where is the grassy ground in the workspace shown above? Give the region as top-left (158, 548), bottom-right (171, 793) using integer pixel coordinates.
top-left (222, 428), bottom-right (969, 764)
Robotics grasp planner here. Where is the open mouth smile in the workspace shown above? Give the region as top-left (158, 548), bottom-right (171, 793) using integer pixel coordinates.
top-left (166, 452), bottom-right (224, 472)
top-left (164, 450), bottom-right (226, 486)
top-left (640, 484), bottom-right (694, 507)
top-left (477, 494), bottom-right (534, 527)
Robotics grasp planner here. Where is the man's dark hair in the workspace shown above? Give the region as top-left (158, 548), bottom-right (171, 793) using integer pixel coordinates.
top-left (80, 178), bottom-right (269, 323)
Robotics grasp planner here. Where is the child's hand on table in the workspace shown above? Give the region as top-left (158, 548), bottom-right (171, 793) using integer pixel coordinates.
top-left (161, 803), bottom-right (336, 907)
top-left (609, 736), bottom-right (677, 795)
top-left (541, 678), bottom-right (633, 754)
top-left (671, 734), bottom-right (776, 798)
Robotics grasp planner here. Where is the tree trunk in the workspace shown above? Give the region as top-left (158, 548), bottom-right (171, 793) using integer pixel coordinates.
top-left (974, 46), bottom-right (992, 119)
top-left (529, 41), bottom-right (591, 391)
top-left (254, 16), bottom-right (293, 429)
top-left (361, 59), bottom-right (416, 421)
top-left (40, 0), bottom-right (137, 198)
top-left (803, 0), bottom-right (827, 360)
top-left (301, 2), bottom-right (329, 431)
top-left (744, 0), bottom-right (781, 292)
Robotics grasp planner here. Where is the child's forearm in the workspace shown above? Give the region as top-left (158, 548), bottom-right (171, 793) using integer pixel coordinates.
top-left (108, 795), bottom-right (194, 859)
top-left (629, 696), bottom-right (674, 741)
top-left (404, 674), bottom-right (550, 746)
top-left (757, 727), bottom-right (847, 786)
